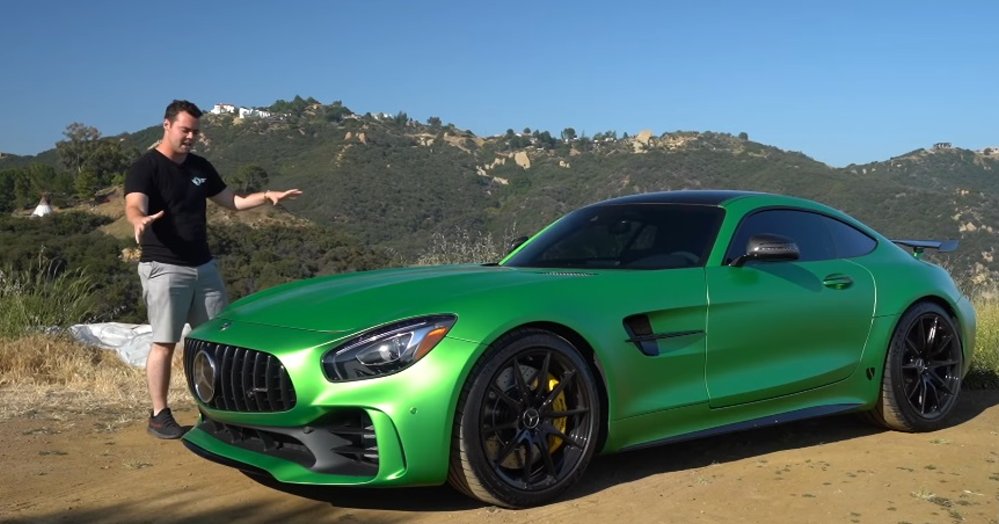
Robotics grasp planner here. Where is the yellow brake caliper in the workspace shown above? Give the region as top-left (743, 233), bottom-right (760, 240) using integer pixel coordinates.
top-left (487, 368), bottom-right (569, 468)
top-left (547, 375), bottom-right (567, 453)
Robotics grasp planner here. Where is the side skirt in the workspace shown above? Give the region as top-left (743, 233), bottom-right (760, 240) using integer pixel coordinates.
top-left (620, 403), bottom-right (862, 453)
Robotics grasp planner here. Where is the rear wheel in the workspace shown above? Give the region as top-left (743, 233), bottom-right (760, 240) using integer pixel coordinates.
top-left (448, 329), bottom-right (601, 508)
top-left (870, 302), bottom-right (963, 432)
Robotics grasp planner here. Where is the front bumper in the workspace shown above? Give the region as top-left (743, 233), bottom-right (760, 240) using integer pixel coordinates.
top-left (180, 317), bottom-right (485, 487)
top-left (184, 406), bottom-right (406, 485)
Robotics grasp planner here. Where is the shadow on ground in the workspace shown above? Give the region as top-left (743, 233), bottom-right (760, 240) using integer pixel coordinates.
top-left (241, 389), bottom-right (999, 511)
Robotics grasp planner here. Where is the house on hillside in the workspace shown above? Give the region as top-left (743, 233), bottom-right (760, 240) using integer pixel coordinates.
top-left (210, 103), bottom-right (275, 119)
top-left (238, 107), bottom-right (272, 119)
top-left (210, 103), bottom-right (237, 115)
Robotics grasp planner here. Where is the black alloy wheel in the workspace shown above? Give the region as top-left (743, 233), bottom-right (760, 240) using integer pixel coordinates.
top-left (449, 329), bottom-right (601, 508)
top-left (871, 302), bottom-right (963, 432)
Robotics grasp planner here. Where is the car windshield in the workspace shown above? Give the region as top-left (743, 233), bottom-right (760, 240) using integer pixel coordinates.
top-left (503, 203), bottom-right (725, 270)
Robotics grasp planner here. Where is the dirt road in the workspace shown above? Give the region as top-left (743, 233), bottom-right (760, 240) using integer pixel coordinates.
top-left (2, 391), bottom-right (997, 523)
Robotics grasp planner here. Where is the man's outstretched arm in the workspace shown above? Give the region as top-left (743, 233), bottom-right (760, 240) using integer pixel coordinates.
top-left (210, 187), bottom-right (303, 211)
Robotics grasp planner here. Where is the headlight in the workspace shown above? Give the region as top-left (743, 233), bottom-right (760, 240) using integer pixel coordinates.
top-left (322, 315), bottom-right (457, 381)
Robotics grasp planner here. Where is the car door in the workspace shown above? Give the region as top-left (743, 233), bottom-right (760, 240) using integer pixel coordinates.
top-left (704, 209), bottom-right (876, 408)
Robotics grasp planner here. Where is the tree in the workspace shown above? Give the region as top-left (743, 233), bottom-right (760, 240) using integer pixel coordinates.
top-left (55, 123), bottom-right (135, 198)
top-left (0, 166), bottom-right (68, 211)
top-left (427, 116), bottom-right (442, 128)
top-left (229, 165), bottom-right (270, 194)
top-left (533, 130), bottom-right (557, 149)
top-left (0, 170), bottom-right (15, 213)
top-left (323, 100), bottom-right (352, 122)
top-left (56, 123), bottom-right (101, 176)
top-left (738, 131), bottom-right (749, 141)
top-left (561, 128), bottom-right (577, 141)
top-left (74, 169), bottom-right (100, 200)
top-left (86, 139), bottom-right (134, 187)
top-left (593, 130), bottom-right (617, 141)
top-left (12, 170), bottom-right (34, 209)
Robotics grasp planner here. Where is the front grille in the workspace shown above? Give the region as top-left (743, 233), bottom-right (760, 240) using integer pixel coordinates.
top-left (184, 338), bottom-right (297, 412)
top-left (198, 409), bottom-right (379, 476)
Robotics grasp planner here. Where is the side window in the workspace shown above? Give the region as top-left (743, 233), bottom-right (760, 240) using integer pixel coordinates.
top-left (725, 209), bottom-right (836, 263)
top-left (825, 217), bottom-right (877, 258)
top-left (629, 224), bottom-right (658, 251)
top-left (540, 219), bottom-right (642, 261)
top-left (506, 204), bottom-right (724, 269)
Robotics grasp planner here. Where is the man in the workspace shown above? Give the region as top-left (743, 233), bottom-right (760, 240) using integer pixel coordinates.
top-left (125, 100), bottom-right (302, 439)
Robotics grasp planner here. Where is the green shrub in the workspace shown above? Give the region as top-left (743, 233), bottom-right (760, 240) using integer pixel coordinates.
top-left (0, 257), bottom-right (96, 338)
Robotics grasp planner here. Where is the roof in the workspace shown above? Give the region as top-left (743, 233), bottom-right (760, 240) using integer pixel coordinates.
top-left (595, 190), bottom-right (767, 207)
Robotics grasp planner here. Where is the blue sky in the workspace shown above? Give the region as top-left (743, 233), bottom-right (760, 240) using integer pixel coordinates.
top-left (2, 1), bottom-right (996, 167)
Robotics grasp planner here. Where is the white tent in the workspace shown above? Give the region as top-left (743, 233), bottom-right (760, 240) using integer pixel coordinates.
top-left (31, 195), bottom-right (52, 217)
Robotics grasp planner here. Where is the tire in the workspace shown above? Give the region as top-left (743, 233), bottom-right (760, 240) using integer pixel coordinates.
top-left (869, 302), bottom-right (963, 432)
top-left (448, 328), bottom-right (601, 508)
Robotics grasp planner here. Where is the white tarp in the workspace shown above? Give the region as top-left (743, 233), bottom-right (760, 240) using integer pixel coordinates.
top-left (68, 322), bottom-right (190, 367)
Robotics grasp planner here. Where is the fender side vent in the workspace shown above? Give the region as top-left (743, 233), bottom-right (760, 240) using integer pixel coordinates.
top-left (623, 314), bottom-right (658, 356)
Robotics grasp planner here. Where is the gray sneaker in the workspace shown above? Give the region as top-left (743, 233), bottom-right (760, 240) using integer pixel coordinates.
top-left (147, 408), bottom-right (188, 439)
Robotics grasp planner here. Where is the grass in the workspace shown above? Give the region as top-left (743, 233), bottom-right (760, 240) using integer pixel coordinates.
top-left (0, 256), bottom-right (97, 339)
top-left (0, 334), bottom-right (190, 425)
top-left (966, 298), bottom-right (999, 389)
top-left (415, 228), bottom-right (503, 266)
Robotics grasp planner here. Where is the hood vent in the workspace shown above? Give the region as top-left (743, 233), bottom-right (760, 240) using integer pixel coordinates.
top-left (542, 271), bottom-right (595, 277)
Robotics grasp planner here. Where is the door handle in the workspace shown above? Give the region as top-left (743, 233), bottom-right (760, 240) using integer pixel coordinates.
top-left (822, 274), bottom-right (854, 290)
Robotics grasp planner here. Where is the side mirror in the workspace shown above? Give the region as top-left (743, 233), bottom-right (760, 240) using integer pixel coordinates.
top-left (507, 235), bottom-right (529, 254)
top-left (730, 233), bottom-right (800, 267)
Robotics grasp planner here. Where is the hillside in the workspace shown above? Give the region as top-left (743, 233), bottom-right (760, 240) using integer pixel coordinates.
top-left (3, 99), bottom-right (998, 292)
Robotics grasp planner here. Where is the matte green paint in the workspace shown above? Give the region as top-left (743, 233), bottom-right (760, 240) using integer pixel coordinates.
top-left (183, 192), bottom-right (975, 488)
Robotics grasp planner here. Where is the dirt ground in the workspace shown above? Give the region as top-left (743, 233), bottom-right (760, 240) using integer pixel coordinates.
top-left (2, 391), bottom-right (997, 524)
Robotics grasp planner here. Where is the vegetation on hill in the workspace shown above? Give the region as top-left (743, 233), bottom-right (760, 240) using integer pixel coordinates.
top-left (2, 97), bottom-right (998, 294)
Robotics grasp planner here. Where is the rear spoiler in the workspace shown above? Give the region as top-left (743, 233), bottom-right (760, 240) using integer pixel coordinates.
top-left (892, 239), bottom-right (959, 259)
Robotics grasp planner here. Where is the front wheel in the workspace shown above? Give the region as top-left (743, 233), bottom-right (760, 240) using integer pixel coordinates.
top-left (448, 329), bottom-right (601, 508)
top-left (869, 302), bottom-right (964, 432)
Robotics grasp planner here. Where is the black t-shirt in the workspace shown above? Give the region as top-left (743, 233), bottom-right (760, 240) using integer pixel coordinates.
top-left (124, 150), bottom-right (226, 266)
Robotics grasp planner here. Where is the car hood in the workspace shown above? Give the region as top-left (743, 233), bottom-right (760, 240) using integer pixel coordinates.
top-left (218, 264), bottom-right (597, 333)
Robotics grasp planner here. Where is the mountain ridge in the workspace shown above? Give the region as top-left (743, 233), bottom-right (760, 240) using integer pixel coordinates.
top-left (2, 98), bottom-right (997, 292)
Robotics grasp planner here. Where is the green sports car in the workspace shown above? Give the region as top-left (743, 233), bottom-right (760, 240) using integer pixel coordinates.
top-left (182, 190), bottom-right (975, 508)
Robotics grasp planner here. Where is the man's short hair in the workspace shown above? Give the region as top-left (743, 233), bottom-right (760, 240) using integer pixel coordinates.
top-left (164, 100), bottom-right (203, 121)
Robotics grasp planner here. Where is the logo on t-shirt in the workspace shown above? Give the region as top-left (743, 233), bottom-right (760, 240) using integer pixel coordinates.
top-left (191, 177), bottom-right (207, 186)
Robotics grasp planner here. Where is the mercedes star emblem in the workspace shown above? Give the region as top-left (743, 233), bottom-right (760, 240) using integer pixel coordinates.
top-left (192, 350), bottom-right (217, 403)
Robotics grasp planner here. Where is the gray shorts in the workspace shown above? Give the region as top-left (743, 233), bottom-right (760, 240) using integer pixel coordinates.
top-left (138, 259), bottom-right (228, 344)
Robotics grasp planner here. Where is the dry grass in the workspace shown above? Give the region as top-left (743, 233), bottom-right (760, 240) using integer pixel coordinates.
top-left (0, 334), bottom-right (191, 426)
top-left (967, 298), bottom-right (999, 388)
top-left (415, 229), bottom-right (503, 266)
